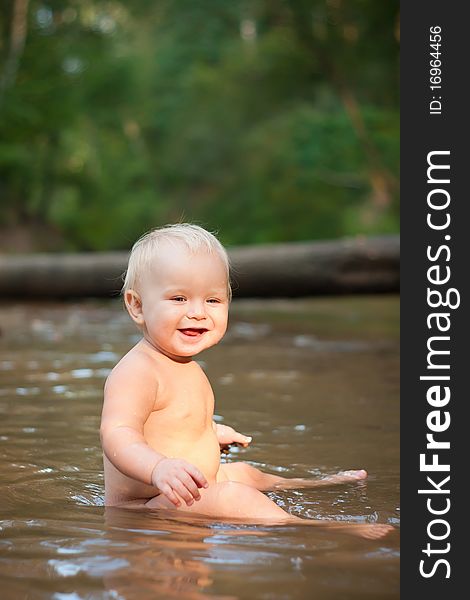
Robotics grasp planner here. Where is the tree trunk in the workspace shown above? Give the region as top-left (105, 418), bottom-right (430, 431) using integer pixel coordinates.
top-left (0, 0), bottom-right (30, 102)
top-left (0, 235), bottom-right (399, 298)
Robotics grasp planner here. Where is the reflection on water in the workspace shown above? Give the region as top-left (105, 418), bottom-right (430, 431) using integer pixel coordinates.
top-left (0, 297), bottom-right (399, 599)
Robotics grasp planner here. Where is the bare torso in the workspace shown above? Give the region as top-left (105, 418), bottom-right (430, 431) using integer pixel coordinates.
top-left (103, 343), bottom-right (221, 505)
top-left (102, 344), bottom-right (394, 540)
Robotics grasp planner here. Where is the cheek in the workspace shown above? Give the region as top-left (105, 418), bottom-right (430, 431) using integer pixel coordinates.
top-left (151, 304), bottom-right (179, 321)
top-left (217, 311), bottom-right (229, 331)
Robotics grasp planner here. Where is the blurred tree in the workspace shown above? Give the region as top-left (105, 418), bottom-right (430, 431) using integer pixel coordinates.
top-left (0, 0), bottom-right (399, 252)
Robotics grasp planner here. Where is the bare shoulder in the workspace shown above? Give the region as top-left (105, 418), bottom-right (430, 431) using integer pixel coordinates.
top-left (103, 342), bottom-right (160, 412)
top-left (107, 342), bottom-right (153, 380)
top-left (108, 342), bottom-right (157, 378)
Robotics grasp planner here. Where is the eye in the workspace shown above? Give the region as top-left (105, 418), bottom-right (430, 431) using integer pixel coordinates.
top-left (207, 298), bottom-right (221, 304)
top-left (171, 296), bottom-right (186, 302)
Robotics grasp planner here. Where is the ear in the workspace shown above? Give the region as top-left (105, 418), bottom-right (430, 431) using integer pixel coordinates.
top-left (124, 290), bottom-right (145, 326)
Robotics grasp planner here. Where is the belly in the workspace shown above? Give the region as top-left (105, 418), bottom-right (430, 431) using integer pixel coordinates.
top-left (148, 428), bottom-right (221, 483)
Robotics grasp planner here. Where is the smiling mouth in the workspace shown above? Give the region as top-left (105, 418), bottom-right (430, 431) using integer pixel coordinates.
top-left (179, 328), bottom-right (208, 337)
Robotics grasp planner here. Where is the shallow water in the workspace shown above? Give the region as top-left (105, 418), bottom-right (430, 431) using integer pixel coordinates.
top-left (0, 296), bottom-right (399, 599)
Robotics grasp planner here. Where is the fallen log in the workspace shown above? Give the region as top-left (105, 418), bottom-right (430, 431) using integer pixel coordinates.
top-left (0, 235), bottom-right (399, 298)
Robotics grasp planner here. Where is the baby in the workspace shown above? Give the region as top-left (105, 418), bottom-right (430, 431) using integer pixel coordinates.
top-left (101, 224), bottom-right (392, 538)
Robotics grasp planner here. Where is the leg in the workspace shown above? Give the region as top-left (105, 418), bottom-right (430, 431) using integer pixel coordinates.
top-left (145, 480), bottom-right (293, 522)
top-left (219, 462), bottom-right (368, 491)
top-left (144, 480), bottom-right (393, 539)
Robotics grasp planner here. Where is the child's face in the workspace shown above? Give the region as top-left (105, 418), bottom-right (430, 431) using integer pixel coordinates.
top-left (126, 243), bottom-right (229, 362)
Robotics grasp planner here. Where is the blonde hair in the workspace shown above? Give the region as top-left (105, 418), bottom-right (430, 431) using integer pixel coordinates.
top-left (122, 223), bottom-right (232, 300)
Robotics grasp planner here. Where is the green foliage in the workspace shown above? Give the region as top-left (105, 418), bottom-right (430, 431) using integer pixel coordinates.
top-left (0, 0), bottom-right (399, 251)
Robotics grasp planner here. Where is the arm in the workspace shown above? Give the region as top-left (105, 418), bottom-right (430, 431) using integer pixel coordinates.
top-left (101, 355), bottom-right (208, 506)
top-left (100, 357), bottom-right (163, 485)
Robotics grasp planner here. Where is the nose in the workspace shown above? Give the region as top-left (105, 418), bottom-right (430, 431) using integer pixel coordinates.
top-left (186, 300), bottom-right (206, 320)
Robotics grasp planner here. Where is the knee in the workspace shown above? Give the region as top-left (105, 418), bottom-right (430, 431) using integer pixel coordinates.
top-left (218, 480), bottom-right (245, 495)
top-left (217, 481), bottom-right (255, 504)
top-left (215, 481), bottom-right (289, 522)
top-left (228, 462), bottom-right (254, 477)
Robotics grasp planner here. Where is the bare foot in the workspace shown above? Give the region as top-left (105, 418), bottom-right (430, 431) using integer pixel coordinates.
top-left (320, 469), bottom-right (368, 484)
top-left (272, 469), bottom-right (368, 490)
top-left (350, 522), bottom-right (394, 540)
top-left (301, 520), bottom-right (394, 540)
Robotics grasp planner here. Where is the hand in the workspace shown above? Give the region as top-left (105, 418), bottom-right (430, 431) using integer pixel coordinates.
top-left (151, 458), bottom-right (209, 507)
top-left (215, 424), bottom-right (252, 448)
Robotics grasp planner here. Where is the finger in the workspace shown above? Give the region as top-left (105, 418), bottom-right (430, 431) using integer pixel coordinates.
top-left (178, 472), bottom-right (202, 501)
top-left (172, 479), bottom-right (196, 506)
top-left (161, 484), bottom-right (181, 507)
top-left (234, 433), bottom-right (252, 446)
top-left (184, 463), bottom-right (209, 489)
